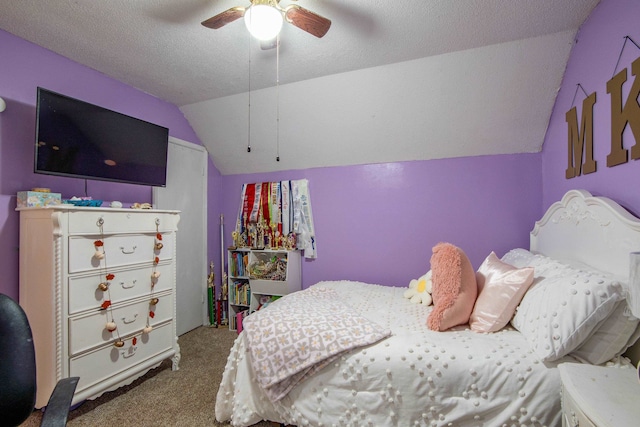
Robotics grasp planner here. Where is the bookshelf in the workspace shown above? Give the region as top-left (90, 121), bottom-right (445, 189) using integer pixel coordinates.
top-left (227, 249), bottom-right (301, 332)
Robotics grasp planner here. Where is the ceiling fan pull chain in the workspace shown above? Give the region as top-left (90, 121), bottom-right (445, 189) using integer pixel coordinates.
top-left (248, 31), bottom-right (252, 153)
top-left (276, 33), bottom-right (280, 162)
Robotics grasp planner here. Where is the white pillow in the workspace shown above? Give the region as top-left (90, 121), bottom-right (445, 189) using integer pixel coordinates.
top-left (510, 256), bottom-right (624, 361)
top-left (570, 301), bottom-right (640, 364)
top-left (501, 248), bottom-right (535, 269)
top-left (503, 249), bottom-right (591, 277)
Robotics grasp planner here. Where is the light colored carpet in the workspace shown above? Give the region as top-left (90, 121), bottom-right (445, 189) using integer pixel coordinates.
top-left (20, 326), bottom-right (277, 427)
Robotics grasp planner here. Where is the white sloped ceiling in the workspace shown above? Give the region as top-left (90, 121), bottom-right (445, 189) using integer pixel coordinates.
top-left (0, 0), bottom-right (601, 174)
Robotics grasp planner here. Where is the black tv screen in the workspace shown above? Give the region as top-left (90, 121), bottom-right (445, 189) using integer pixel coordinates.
top-left (35, 87), bottom-right (169, 187)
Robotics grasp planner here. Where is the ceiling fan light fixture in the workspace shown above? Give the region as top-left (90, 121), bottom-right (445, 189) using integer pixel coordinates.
top-left (244, 4), bottom-right (283, 41)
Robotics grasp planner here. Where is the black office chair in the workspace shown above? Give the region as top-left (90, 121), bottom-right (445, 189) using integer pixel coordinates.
top-left (0, 293), bottom-right (79, 427)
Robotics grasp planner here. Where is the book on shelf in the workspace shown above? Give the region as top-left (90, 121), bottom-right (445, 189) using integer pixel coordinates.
top-left (231, 280), bottom-right (251, 306)
top-left (230, 251), bottom-right (249, 277)
top-left (236, 309), bottom-right (249, 334)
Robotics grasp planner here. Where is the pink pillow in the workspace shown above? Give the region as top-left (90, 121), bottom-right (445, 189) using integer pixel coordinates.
top-left (469, 252), bottom-right (534, 333)
top-left (427, 243), bottom-right (477, 331)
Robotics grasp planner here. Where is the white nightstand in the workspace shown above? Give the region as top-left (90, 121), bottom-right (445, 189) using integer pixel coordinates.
top-left (558, 363), bottom-right (640, 427)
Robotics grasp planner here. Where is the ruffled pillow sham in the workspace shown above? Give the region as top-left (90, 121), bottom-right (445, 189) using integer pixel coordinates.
top-left (570, 301), bottom-right (640, 364)
top-left (505, 250), bottom-right (627, 362)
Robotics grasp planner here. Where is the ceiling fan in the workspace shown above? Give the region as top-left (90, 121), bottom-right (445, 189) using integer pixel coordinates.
top-left (201, 0), bottom-right (331, 40)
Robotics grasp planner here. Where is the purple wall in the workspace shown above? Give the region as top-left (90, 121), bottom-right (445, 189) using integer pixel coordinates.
top-left (7, 0), bottom-right (632, 302)
top-left (0, 29), bottom-right (209, 300)
top-left (542, 0), bottom-right (640, 216)
top-left (220, 154), bottom-right (542, 289)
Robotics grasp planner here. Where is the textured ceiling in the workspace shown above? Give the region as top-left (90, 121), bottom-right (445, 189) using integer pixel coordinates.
top-left (0, 0), bottom-right (601, 174)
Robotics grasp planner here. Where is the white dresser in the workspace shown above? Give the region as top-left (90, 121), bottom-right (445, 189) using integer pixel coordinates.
top-left (18, 206), bottom-right (180, 408)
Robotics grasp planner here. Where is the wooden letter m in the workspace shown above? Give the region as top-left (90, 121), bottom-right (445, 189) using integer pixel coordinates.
top-left (566, 92), bottom-right (597, 179)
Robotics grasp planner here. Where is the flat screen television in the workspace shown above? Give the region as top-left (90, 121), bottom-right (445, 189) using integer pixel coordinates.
top-left (35, 87), bottom-right (169, 187)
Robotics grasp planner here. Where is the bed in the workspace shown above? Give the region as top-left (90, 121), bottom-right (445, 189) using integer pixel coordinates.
top-left (215, 190), bottom-right (640, 426)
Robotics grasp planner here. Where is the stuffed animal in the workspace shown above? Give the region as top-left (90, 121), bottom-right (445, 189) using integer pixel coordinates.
top-left (404, 270), bottom-right (433, 305)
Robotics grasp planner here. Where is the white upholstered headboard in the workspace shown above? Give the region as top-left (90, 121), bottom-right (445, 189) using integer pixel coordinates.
top-left (530, 189), bottom-right (640, 363)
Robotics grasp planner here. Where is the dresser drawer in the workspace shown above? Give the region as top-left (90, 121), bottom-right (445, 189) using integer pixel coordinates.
top-left (68, 263), bottom-right (174, 314)
top-left (68, 232), bottom-right (174, 273)
top-left (68, 210), bottom-right (177, 235)
top-left (69, 292), bottom-right (174, 356)
top-left (70, 321), bottom-right (174, 395)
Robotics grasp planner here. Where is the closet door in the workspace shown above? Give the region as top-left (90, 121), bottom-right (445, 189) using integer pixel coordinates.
top-left (153, 137), bottom-right (208, 335)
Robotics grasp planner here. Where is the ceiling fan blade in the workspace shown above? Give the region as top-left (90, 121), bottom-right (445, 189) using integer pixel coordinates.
top-left (201, 6), bottom-right (245, 29)
top-left (284, 5), bottom-right (331, 38)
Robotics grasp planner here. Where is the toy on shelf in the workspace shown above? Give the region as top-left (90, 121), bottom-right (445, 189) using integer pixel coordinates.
top-left (249, 255), bottom-right (288, 281)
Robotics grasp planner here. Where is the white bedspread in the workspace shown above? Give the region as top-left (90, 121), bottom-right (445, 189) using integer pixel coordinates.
top-left (216, 281), bottom-right (568, 427)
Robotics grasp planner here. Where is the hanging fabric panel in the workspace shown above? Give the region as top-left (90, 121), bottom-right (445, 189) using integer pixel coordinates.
top-left (233, 179), bottom-right (316, 259)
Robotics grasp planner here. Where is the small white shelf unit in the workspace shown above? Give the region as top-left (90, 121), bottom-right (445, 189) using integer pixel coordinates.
top-left (227, 248), bottom-right (301, 331)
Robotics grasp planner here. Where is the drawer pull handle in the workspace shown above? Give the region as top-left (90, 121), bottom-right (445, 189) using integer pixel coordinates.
top-left (120, 313), bottom-right (139, 324)
top-left (121, 346), bottom-right (138, 358)
top-left (120, 245), bottom-right (137, 254)
top-left (120, 279), bottom-right (137, 289)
